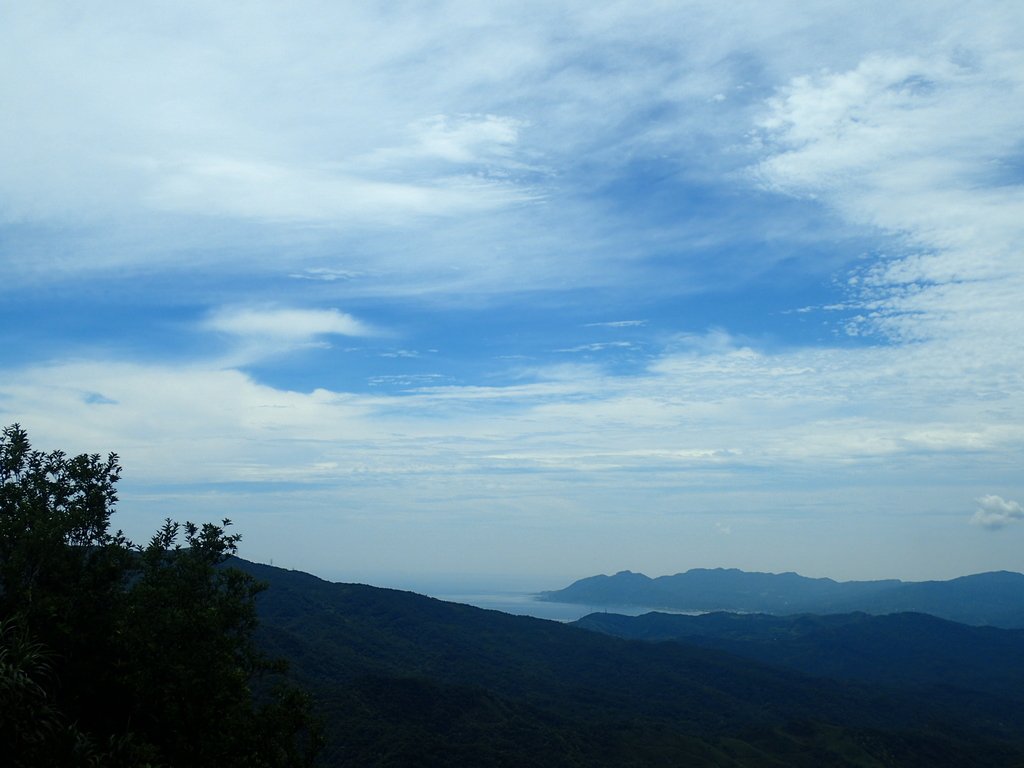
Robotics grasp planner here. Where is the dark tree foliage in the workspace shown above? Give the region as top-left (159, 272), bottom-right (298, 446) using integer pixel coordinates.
top-left (0, 424), bottom-right (322, 767)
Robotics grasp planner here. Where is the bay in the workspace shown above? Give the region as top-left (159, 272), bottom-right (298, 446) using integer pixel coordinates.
top-left (431, 590), bottom-right (705, 622)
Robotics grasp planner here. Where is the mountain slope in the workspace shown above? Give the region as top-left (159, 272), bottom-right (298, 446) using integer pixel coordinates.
top-left (228, 558), bottom-right (1024, 767)
top-left (574, 610), bottom-right (1024, 696)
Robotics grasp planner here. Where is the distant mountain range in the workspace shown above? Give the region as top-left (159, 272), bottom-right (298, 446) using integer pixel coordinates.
top-left (539, 568), bottom-right (1024, 627)
top-left (227, 558), bottom-right (1024, 766)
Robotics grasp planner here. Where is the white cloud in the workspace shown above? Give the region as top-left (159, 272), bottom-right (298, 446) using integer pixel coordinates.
top-left (202, 307), bottom-right (377, 364)
top-left (379, 349), bottom-right (421, 359)
top-left (205, 306), bottom-right (374, 340)
top-left (971, 495), bottom-right (1024, 529)
top-left (585, 320), bottom-right (647, 328)
top-left (367, 114), bottom-right (527, 166)
top-left (3, 322), bottom-right (1024, 578)
top-left (556, 342), bottom-right (635, 353)
top-left (3, 0), bottom-right (987, 292)
top-left (748, 45), bottom-right (1024, 557)
top-left (753, 48), bottom-right (1024, 346)
top-left (0, 5), bottom-right (546, 268)
top-left (146, 154), bottom-right (531, 223)
top-left (5, 333), bottom-right (1022, 490)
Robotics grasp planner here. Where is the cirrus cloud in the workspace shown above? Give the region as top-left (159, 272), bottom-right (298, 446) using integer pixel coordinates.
top-left (202, 306), bottom-right (378, 365)
top-left (204, 306), bottom-right (375, 340)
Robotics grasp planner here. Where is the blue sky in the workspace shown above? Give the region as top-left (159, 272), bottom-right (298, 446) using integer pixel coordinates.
top-left (3, 1), bottom-right (1024, 588)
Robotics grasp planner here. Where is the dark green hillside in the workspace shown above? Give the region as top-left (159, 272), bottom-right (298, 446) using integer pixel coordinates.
top-left (575, 611), bottom-right (1024, 694)
top-left (231, 558), bottom-right (1024, 767)
top-left (832, 572), bottom-right (1024, 628)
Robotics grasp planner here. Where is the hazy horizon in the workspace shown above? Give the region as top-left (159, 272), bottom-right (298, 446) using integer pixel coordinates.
top-left (3, 2), bottom-right (1023, 585)
top-left (262, 559), bottom-right (1022, 597)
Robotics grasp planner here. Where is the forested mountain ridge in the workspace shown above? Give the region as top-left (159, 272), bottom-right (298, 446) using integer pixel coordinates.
top-left (232, 557), bottom-right (1024, 767)
top-left (574, 610), bottom-right (1024, 698)
top-left (540, 567), bottom-right (1024, 627)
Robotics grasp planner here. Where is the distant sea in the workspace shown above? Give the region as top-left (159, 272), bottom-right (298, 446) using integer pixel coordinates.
top-left (313, 569), bottom-right (707, 622)
top-left (429, 591), bottom-right (704, 623)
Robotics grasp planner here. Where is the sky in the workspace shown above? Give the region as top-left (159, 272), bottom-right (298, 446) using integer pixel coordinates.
top-left (2, 1), bottom-right (1024, 589)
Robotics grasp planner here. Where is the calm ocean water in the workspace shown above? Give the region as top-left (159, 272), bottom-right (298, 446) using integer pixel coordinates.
top-left (429, 591), bottom-right (703, 622)
top-left (314, 568), bottom-right (704, 622)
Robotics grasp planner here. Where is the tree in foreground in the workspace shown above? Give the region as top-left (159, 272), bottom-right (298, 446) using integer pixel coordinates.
top-left (0, 424), bottom-right (322, 767)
